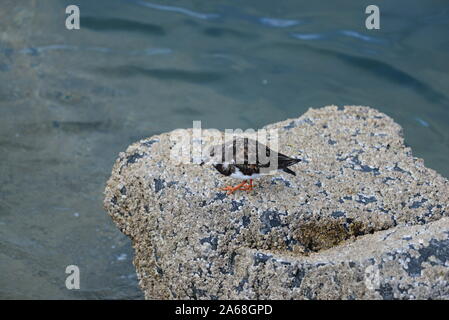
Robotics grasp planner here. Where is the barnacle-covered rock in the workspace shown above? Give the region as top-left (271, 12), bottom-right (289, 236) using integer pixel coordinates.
top-left (104, 106), bottom-right (449, 299)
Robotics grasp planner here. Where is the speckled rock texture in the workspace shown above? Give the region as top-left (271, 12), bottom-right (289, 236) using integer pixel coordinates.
top-left (104, 106), bottom-right (449, 299)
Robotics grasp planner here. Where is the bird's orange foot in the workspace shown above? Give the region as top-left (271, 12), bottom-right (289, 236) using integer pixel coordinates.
top-left (238, 184), bottom-right (253, 191)
top-left (221, 180), bottom-right (254, 194)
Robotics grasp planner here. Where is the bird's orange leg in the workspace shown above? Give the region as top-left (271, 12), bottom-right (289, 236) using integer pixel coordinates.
top-left (239, 179), bottom-right (254, 191)
top-left (221, 180), bottom-right (252, 194)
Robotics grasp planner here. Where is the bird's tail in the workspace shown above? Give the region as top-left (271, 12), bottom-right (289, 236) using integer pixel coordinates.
top-left (279, 157), bottom-right (301, 168)
top-left (282, 167), bottom-right (297, 176)
top-left (279, 157), bottom-right (301, 175)
top-left (286, 158), bottom-right (301, 166)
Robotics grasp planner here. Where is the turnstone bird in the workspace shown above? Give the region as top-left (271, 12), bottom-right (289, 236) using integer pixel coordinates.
top-left (204, 137), bottom-right (301, 194)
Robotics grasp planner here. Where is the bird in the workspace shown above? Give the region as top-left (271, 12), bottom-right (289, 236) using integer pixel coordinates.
top-left (203, 137), bottom-right (301, 194)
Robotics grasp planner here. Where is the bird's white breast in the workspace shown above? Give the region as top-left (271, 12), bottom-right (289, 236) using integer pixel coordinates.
top-left (230, 167), bottom-right (262, 180)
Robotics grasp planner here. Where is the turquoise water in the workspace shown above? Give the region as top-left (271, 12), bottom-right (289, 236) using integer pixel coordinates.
top-left (0, 0), bottom-right (448, 299)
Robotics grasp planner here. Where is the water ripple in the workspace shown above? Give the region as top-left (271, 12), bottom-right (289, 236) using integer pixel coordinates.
top-left (415, 117), bottom-right (430, 127)
top-left (96, 65), bottom-right (224, 83)
top-left (259, 17), bottom-right (301, 28)
top-left (18, 45), bottom-right (172, 56)
top-left (217, 4), bottom-right (306, 28)
top-left (339, 30), bottom-right (386, 44)
top-left (19, 44), bottom-right (78, 55)
top-left (292, 30), bottom-right (387, 44)
top-left (291, 33), bottom-right (324, 40)
top-left (82, 16), bottom-right (165, 35)
top-left (128, 0), bottom-right (220, 20)
top-left (282, 43), bottom-right (447, 105)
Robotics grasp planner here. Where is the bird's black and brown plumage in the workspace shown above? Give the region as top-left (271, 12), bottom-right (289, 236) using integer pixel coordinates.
top-left (205, 137), bottom-right (301, 194)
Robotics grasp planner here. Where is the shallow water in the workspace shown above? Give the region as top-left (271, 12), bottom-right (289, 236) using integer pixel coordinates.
top-left (0, 0), bottom-right (448, 299)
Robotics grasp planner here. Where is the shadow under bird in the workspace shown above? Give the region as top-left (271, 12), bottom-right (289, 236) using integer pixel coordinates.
top-left (202, 137), bottom-right (301, 194)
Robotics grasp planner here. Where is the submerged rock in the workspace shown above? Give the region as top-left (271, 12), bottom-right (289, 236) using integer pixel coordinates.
top-left (104, 106), bottom-right (449, 299)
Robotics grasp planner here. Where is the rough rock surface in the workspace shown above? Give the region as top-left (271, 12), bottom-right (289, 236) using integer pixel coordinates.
top-left (104, 106), bottom-right (449, 299)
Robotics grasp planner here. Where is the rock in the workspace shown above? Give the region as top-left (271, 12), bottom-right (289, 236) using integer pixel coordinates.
top-left (104, 106), bottom-right (449, 299)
